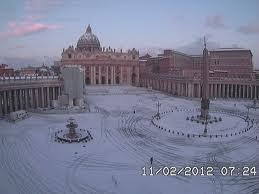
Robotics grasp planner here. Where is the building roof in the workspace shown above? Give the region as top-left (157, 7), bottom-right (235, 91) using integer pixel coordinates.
top-left (211, 48), bottom-right (251, 52)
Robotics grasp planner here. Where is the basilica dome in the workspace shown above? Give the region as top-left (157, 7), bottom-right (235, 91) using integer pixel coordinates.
top-left (76, 25), bottom-right (101, 51)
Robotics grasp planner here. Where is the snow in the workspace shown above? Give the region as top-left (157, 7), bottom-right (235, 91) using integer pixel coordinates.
top-left (0, 85), bottom-right (258, 194)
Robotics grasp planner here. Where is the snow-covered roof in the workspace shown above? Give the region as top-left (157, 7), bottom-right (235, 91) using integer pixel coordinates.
top-left (214, 70), bottom-right (228, 73)
top-left (211, 48), bottom-right (250, 52)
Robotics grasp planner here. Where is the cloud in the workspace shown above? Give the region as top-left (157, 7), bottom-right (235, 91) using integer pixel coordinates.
top-left (238, 23), bottom-right (259, 34)
top-left (177, 36), bottom-right (220, 55)
top-left (24, 0), bottom-right (63, 14)
top-left (0, 20), bottom-right (61, 39)
top-left (8, 45), bottom-right (26, 49)
top-left (205, 15), bottom-right (226, 29)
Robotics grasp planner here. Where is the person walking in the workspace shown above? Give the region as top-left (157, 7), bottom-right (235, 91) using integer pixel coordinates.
top-left (150, 157), bottom-right (153, 165)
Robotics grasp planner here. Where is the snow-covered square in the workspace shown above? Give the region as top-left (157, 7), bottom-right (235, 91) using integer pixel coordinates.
top-left (0, 86), bottom-right (258, 194)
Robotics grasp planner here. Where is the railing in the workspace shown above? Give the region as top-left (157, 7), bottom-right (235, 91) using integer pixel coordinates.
top-left (0, 76), bottom-right (60, 85)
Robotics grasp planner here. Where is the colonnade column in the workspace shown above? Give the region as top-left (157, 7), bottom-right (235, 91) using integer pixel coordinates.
top-left (219, 84), bottom-right (221, 98)
top-left (198, 84), bottom-right (201, 98)
top-left (14, 89), bottom-right (18, 111)
top-left (59, 87), bottom-right (61, 97)
top-left (246, 85), bottom-right (249, 98)
top-left (47, 87), bottom-right (50, 107)
top-left (9, 90), bottom-right (13, 112)
top-left (52, 87), bottom-right (55, 100)
top-left (255, 85), bottom-right (257, 99)
top-left (226, 84), bottom-right (229, 98)
top-left (210, 84), bottom-right (213, 97)
top-left (213, 84), bottom-right (216, 98)
top-left (19, 89), bottom-right (23, 109)
top-left (25, 89), bottom-right (29, 110)
top-left (235, 84), bottom-right (237, 98)
top-left (3, 91), bottom-right (7, 114)
top-left (29, 88), bottom-right (34, 108)
top-left (41, 87), bottom-right (45, 108)
top-left (0, 92), bottom-right (3, 116)
top-left (242, 85), bottom-right (245, 98)
top-left (35, 88), bottom-right (39, 108)
top-left (222, 84), bottom-right (225, 97)
top-left (238, 85), bottom-right (241, 98)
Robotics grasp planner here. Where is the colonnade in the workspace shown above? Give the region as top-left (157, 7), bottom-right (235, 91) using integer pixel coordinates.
top-left (0, 86), bottom-right (62, 116)
top-left (140, 77), bottom-right (259, 100)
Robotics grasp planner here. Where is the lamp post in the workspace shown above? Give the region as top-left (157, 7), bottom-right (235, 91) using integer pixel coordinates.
top-left (156, 101), bottom-right (161, 119)
top-left (246, 106), bottom-right (250, 121)
top-left (203, 115), bottom-right (208, 136)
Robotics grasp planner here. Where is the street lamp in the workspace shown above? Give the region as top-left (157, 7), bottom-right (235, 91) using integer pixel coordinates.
top-left (156, 101), bottom-right (161, 119)
top-left (246, 106), bottom-right (250, 121)
top-left (203, 115), bottom-right (208, 136)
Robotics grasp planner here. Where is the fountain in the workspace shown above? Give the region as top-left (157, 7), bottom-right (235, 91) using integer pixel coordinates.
top-left (55, 117), bottom-right (93, 143)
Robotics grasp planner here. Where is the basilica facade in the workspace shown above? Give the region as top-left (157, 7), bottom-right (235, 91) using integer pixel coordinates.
top-left (56, 25), bottom-right (139, 86)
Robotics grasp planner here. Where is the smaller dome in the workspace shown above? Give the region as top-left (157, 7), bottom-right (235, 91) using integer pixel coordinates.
top-left (77, 25), bottom-right (101, 51)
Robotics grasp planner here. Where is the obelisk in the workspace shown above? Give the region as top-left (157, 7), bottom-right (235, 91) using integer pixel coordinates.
top-left (200, 37), bottom-right (210, 119)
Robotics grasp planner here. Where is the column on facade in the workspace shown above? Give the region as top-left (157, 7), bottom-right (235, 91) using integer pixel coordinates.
top-left (93, 66), bottom-right (96, 84)
top-left (179, 83), bottom-right (182, 96)
top-left (188, 83), bottom-right (194, 98)
top-left (90, 66), bottom-right (93, 84)
top-left (98, 65), bottom-right (101, 84)
top-left (120, 66), bottom-right (123, 85)
top-left (106, 66), bottom-right (109, 85)
top-left (199, 84), bottom-right (201, 98)
top-left (128, 66), bottom-right (131, 85)
top-left (113, 66), bottom-right (116, 84)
